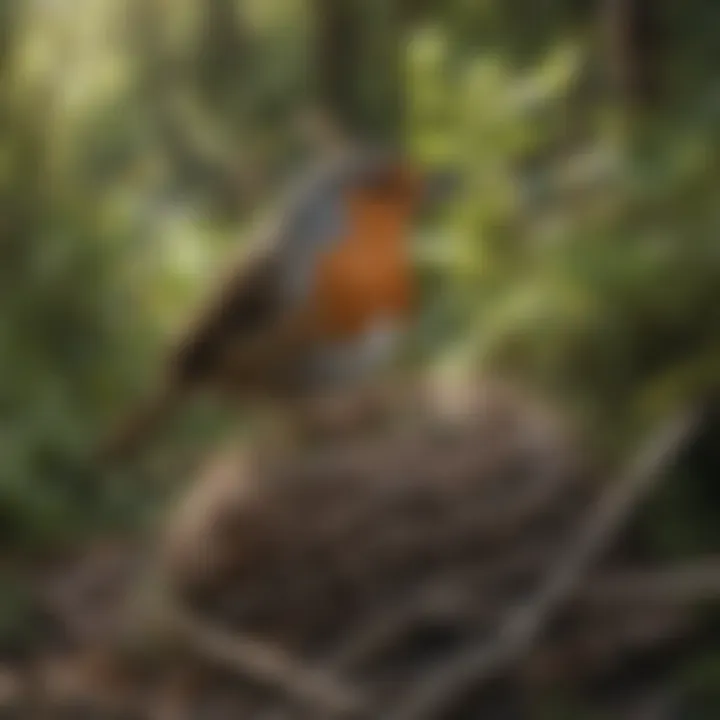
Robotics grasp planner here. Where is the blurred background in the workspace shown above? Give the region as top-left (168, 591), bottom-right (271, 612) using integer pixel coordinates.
top-left (0, 0), bottom-right (719, 713)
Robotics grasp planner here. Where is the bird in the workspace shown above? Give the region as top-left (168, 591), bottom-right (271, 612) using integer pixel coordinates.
top-left (98, 144), bottom-right (457, 463)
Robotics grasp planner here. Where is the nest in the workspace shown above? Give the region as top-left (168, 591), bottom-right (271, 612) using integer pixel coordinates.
top-left (17, 379), bottom-right (718, 719)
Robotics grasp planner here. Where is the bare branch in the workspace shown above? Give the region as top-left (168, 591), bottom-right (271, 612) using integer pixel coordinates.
top-left (585, 558), bottom-right (720, 608)
top-left (165, 601), bottom-right (363, 717)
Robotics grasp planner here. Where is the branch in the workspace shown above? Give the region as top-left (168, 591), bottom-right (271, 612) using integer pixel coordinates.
top-left (385, 407), bottom-right (702, 720)
top-left (585, 558), bottom-right (720, 608)
top-left (165, 601), bottom-right (363, 717)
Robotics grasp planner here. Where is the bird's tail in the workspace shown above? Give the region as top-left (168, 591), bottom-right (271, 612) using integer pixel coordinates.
top-left (97, 381), bottom-right (185, 465)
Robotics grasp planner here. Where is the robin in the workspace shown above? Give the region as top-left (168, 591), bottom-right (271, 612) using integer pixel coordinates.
top-left (99, 145), bottom-right (457, 462)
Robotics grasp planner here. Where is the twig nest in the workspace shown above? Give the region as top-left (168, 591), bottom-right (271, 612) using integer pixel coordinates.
top-left (159, 377), bottom-right (592, 644)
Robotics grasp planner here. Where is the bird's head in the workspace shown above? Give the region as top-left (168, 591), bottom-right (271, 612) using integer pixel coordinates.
top-left (346, 148), bottom-right (461, 221)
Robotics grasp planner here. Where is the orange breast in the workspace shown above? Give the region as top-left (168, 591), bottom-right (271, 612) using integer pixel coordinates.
top-left (308, 193), bottom-right (416, 341)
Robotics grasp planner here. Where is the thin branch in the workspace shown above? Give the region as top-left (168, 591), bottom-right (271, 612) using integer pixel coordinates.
top-left (385, 407), bottom-right (701, 720)
top-left (585, 558), bottom-right (720, 608)
top-left (328, 549), bottom-right (552, 674)
top-left (165, 601), bottom-right (363, 717)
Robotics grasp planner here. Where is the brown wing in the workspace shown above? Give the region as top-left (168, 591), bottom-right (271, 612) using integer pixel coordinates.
top-left (169, 242), bottom-right (285, 385)
top-left (97, 246), bottom-right (287, 464)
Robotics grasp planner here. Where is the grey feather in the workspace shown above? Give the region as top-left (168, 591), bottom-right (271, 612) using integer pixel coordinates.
top-left (272, 152), bottom-right (358, 302)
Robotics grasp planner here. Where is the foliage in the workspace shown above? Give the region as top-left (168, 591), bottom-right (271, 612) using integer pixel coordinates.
top-left (0, 0), bottom-right (718, 587)
top-left (0, 0), bottom-right (718, 712)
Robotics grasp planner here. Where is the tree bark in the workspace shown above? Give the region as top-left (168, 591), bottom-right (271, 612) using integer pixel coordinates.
top-left (195, 0), bottom-right (249, 114)
top-left (312, 0), bottom-right (404, 144)
top-left (603, 0), bottom-right (663, 108)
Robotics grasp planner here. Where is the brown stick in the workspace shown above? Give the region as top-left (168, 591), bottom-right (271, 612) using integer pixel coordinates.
top-left (385, 408), bottom-right (701, 720)
top-left (585, 558), bottom-right (720, 608)
top-left (165, 601), bottom-right (363, 717)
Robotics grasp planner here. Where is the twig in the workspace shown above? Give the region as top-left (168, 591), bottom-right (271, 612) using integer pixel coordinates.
top-left (166, 601), bottom-right (363, 717)
top-left (585, 558), bottom-right (720, 608)
top-left (384, 407), bottom-right (701, 720)
top-left (329, 549), bottom-right (552, 673)
top-left (329, 582), bottom-right (473, 674)
top-left (332, 555), bottom-right (720, 680)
